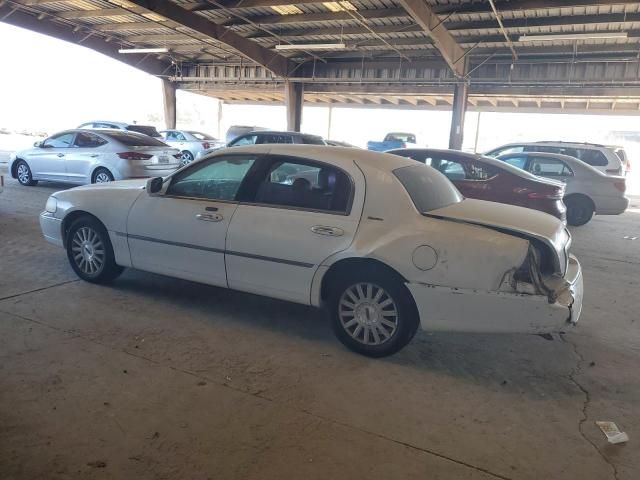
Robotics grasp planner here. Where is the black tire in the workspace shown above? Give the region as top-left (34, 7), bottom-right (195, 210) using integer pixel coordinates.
top-left (15, 160), bottom-right (38, 186)
top-left (181, 150), bottom-right (194, 166)
top-left (66, 216), bottom-right (123, 284)
top-left (328, 268), bottom-right (419, 357)
top-left (92, 168), bottom-right (114, 184)
top-left (565, 195), bottom-right (594, 226)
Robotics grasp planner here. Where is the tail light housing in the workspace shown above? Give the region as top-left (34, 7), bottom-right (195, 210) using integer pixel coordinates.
top-left (202, 142), bottom-right (210, 149)
top-left (527, 191), bottom-right (563, 200)
top-left (118, 151), bottom-right (152, 160)
top-left (614, 180), bottom-right (626, 193)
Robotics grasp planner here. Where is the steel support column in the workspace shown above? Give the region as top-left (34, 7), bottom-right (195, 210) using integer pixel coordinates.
top-left (449, 81), bottom-right (469, 150)
top-left (162, 79), bottom-right (177, 130)
top-left (285, 81), bottom-right (303, 132)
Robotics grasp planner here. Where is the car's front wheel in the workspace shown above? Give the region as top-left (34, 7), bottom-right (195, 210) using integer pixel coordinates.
top-left (15, 160), bottom-right (38, 186)
top-left (66, 216), bottom-right (123, 283)
top-left (328, 270), bottom-right (419, 357)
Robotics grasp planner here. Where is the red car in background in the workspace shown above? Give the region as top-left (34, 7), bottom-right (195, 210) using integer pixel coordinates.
top-left (387, 148), bottom-right (567, 222)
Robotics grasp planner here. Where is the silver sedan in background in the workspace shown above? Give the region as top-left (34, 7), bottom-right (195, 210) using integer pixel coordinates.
top-left (9, 129), bottom-right (182, 186)
top-left (160, 129), bottom-right (226, 165)
top-left (497, 151), bottom-right (629, 225)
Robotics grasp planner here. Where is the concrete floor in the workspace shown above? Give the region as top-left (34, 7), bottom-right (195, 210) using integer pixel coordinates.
top-left (0, 175), bottom-right (638, 480)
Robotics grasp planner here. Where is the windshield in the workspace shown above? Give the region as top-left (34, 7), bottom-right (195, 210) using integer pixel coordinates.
top-left (394, 164), bottom-right (463, 212)
top-left (188, 131), bottom-right (216, 141)
top-left (104, 131), bottom-right (169, 147)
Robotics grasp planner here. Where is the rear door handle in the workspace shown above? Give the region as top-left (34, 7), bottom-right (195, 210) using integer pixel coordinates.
top-left (196, 213), bottom-right (223, 222)
top-left (57, 153), bottom-right (64, 157)
top-left (90, 154), bottom-right (99, 158)
top-left (311, 225), bottom-right (344, 237)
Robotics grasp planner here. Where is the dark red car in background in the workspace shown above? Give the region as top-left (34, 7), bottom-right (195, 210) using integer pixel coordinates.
top-left (387, 148), bottom-right (567, 222)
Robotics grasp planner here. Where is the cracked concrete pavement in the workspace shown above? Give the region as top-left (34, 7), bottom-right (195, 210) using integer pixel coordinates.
top-left (0, 176), bottom-right (638, 479)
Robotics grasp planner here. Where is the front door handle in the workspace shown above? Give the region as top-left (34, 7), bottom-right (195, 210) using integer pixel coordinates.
top-left (57, 153), bottom-right (64, 157)
top-left (196, 213), bottom-right (223, 222)
top-left (90, 154), bottom-right (99, 158)
top-left (311, 225), bottom-right (344, 237)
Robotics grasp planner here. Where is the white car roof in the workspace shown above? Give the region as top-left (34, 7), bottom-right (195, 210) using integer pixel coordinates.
top-left (222, 144), bottom-right (418, 173)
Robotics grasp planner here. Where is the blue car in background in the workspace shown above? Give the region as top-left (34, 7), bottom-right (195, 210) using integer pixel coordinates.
top-left (367, 132), bottom-right (418, 152)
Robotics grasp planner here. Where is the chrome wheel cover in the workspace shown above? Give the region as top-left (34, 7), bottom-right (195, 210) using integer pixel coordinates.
top-left (94, 171), bottom-right (111, 183)
top-left (17, 164), bottom-right (30, 184)
top-left (71, 227), bottom-right (105, 275)
top-left (181, 152), bottom-right (194, 166)
top-left (339, 282), bottom-right (398, 346)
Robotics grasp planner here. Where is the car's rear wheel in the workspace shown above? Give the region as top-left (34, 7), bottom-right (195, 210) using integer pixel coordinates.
top-left (15, 160), bottom-right (38, 186)
top-left (328, 270), bottom-right (419, 357)
top-left (66, 216), bottom-right (123, 283)
top-left (181, 150), bottom-right (194, 166)
top-left (92, 168), bottom-right (114, 184)
top-left (565, 195), bottom-right (594, 226)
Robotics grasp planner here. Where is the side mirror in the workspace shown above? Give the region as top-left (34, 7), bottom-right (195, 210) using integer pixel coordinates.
top-left (34, 141), bottom-right (42, 147)
top-left (146, 177), bottom-right (164, 195)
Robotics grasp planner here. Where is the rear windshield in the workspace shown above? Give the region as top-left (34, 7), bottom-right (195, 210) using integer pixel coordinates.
top-left (188, 131), bottom-right (216, 141)
top-left (126, 125), bottom-right (161, 138)
top-left (394, 164), bottom-right (463, 212)
top-left (613, 148), bottom-right (627, 163)
top-left (386, 133), bottom-right (416, 143)
top-left (104, 131), bottom-right (168, 147)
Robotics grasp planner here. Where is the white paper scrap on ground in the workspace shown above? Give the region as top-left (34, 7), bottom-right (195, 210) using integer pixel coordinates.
top-left (596, 421), bottom-right (629, 444)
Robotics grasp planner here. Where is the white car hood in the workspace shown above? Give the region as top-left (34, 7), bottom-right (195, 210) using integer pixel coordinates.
top-left (69, 178), bottom-right (148, 191)
top-left (427, 199), bottom-right (570, 276)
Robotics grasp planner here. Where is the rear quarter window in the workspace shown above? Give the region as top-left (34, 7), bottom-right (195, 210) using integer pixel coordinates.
top-left (394, 164), bottom-right (463, 212)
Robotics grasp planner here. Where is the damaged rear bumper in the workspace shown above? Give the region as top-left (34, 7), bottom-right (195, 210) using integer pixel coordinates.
top-left (407, 255), bottom-right (583, 334)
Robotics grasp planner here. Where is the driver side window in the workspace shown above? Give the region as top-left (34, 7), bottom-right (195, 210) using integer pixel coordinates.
top-left (166, 155), bottom-right (256, 201)
top-left (44, 132), bottom-right (75, 148)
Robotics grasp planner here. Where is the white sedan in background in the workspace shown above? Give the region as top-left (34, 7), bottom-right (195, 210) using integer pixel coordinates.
top-left (160, 129), bottom-right (226, 165)
top-left (39, 145), bottom-right (583, 357)
top-left (9, 129), bottom-right (182, 186)
top-left (498, 151), bottom-right (629, 225)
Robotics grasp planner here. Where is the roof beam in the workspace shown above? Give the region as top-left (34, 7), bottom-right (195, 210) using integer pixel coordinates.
top-left (246, 11), bottom-right (640, 39)
top-left (59, 8), bottom-right (145, 19)
top-left (194, 0), bottom-right (638, 14)
top-left (220, 8), bottom-right (408, 26)
top-left (96, 22), bottom-right (168, 32)
top-left (397, 0), bottom-right (466, 76)
top-left (124, 0), bottom-right (293, 78)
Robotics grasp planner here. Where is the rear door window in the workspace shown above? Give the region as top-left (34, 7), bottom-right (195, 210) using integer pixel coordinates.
top-left (73, 132), bottom-right (107, 148)
top-left (529, 156), bottom-right (573, 176)
top-left (576, 149), bottom-right (608, 167)
top-left (253, 157), bottom-right (352, 214)
top-left (257, 134), bottom-right (293, 144)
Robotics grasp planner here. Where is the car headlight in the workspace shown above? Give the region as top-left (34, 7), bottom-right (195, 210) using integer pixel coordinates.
top-left (45, 196), bottom-right (57, 213)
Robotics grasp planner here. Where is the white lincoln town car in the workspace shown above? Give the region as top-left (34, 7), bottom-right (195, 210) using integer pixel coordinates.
top-left (40, 145), bottom-right (583, 357)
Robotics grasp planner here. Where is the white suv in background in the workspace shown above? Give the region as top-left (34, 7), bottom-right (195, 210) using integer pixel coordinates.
top-left (486, 141), bottom-right (630, 176)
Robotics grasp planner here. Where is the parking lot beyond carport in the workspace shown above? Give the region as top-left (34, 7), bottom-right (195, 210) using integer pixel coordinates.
top-left (1, 176), bottom-right (639, 480)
